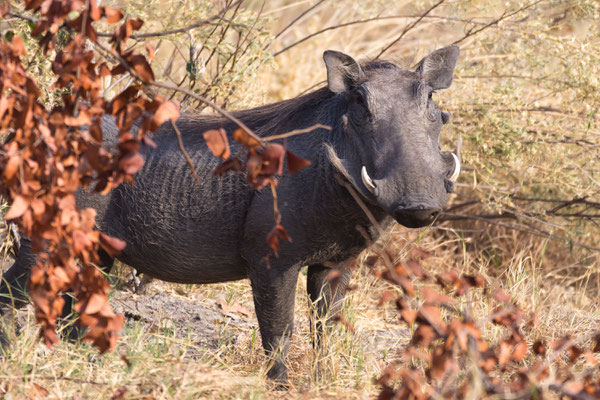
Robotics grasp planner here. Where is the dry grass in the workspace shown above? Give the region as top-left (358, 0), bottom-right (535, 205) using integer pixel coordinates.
top-left (1, 0), bottom-right (600, 398)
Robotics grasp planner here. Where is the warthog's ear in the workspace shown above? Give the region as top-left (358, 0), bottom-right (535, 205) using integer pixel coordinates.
top-left (415, 45), bottom-right (460, 90)
top-left (323, 50), bottom-right (365, 93)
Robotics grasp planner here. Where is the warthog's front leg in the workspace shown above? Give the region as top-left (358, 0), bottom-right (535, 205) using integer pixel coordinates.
top-left (248, 264), bottom-right (300, 383)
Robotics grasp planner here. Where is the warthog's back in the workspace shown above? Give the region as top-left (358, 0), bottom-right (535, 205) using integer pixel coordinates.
top-left (100, 126), bottom-right (254, 284)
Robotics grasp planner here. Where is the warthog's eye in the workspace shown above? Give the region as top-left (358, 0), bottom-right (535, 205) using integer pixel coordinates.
top-left (351, 90), bottom-right (366, 107)
top-left (348, 90), bottom-right (370, 122)
top-left (428, 90), bottom-right (435, 100)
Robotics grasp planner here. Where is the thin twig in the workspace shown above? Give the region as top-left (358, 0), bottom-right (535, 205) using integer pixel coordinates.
top-left (170, 120), bottom-right (201, 185)
top-left (263, 124), bottom-right (331, 142)
top-left (452, 0), bottom-right (545, 45)
top-left (335, 174), bottom-right (385, 238)
top-left (91, 38), bottom-right (265, 147)
top-left (0, 375), bottom-right (104, 385)
top-left (272, 0), bottom-right (328, 42)
top-left (440, 212), bottom-right (600, 251)
top-left (150, 80), bottom-right (264, 146)
top-left (102, 17), bottom-right (250, 39)
top-left (374, 0), bottom-right (445, 60)
top-left (273, 12), bottom-right (491, 58)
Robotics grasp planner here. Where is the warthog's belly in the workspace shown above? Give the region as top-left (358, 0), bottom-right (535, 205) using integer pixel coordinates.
top-left (99, 141), bottom-right (253, 284)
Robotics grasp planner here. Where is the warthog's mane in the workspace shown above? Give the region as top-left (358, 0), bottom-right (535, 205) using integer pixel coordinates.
top-left (178, 59), bottom-right (401, 140)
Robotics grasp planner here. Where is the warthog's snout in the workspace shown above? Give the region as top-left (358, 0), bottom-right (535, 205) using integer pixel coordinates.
top-left (393, 206), bottom-right (441, 228)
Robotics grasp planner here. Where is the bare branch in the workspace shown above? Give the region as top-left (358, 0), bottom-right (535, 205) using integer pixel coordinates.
top-left (452, 0), bottom-right (545, 45)
top-left (374, 0), bottom-right (445, 60)
top-left (170, 120), bottom-right (201, 185)
top-left (263, 123), bottom-right (331, 142)
top-left (272, 0), bottom-right (329, 42)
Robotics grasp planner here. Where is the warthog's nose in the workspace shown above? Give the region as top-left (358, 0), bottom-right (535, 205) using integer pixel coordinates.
top-left (393, 207), bottom-right (441, 228)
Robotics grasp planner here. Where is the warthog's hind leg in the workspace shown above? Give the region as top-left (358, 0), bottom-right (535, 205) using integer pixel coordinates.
top-left (306, 263), bottom-right (352, 349)
top-left (0, 237), bottom-right (115, 341)
top-left (0, 238), bottom-right (36, 312)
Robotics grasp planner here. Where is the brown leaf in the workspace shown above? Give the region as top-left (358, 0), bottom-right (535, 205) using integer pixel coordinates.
top-left (216, 301), bottom-right (252, 318)
top-left (260, 143), bottom-right (285, 176)
top-left (99, 233), bottom-right (126, 256)
top-left (10, 35), bottom-right (26, 56)
top-left (246, 152), bottom-right (262, 180)
top-left (84, 293), bottom-right (106, 315)
top-left (400, 309), bottom-right (417, 325)
top-left (436, 269), bottom-right (459, 288)
top-left (146, 44), bottom-right (155, 60)
top-left (333, 314), bottom-right (355, 333)
top-left (5, 195), bottom-right (30, 220)
top-left (4, 154), bottom-right (20, 180)
top-left (498, 340), bottom-right (511, 366)
top-left (428, 345), bottom-right (453, 379)
top-left (120, 354), bottom-right (132, 368)
top-left (286, 150), bottom-right (311, 173)
top-left (110, 86), bottom-right (141, 114)
top-left (552, 335), bottom-right (571, 351)
top-left (411, 246), bottom-right (431, 260)
top-left (266, 224), bottom-right (291, 256)
top-left (104, 7), bottom-right (123, 23)
top-left (492, 289), bottom-right (511, 303)
top-left (232, 128), bottom-right (261, 148)
top-left (29, 383), bottom-right (49, 398)
top-left (129, 54), bottom-right (154, 83)
top-left (214, 158), bottom-right (243, 176)
top-left (364, 255), bottom-right (380, 268)
top-left (533, 339), bottom-right (546, 356)
top-left (152, 100), bottom-right (180, 130)
top-left (377, 290), bottom-right (396, 307)
top-left (111, 386), bottom-right (128, 400)
top-left (203, 129), bottom-right (230, 159)
top-left (110, 65), bottom-right (128, 76)
top-left (403, 259), bottom-right (428, 280)
top-left (117, 18), bottom-right (144, 42)
top-left (512, 340), bottom-right (528, 362)
top-left (566, 345), bottom-right (584, 364)
top-left (583, 350), bottom-right (598, 366)
top-left (421, 287), bottom-right (455, 306)
top-left (89, 0), bottom-right (102, 21)
top-left (412, 325), bottom-right (437, 347)
top-left (119, 152), bottom-right (144, 175)
top-left (418, 304), bottom-right (444, 328)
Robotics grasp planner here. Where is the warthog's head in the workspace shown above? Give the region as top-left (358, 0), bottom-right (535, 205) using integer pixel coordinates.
top-left (325, 45), bottom-right (461, 228)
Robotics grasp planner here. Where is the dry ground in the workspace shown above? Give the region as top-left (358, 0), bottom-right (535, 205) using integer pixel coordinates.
top-left (1, 225), bottom-right (598, 399)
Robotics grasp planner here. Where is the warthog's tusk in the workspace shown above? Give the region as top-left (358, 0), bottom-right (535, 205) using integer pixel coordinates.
top-left (361, 166), bottom-right (376, 193)
top-left (448, 152), bottom-right (461, 183)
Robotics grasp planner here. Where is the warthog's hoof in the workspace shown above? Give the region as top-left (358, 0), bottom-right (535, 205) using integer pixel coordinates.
top-left (266, 363), bottom-right (290, 390)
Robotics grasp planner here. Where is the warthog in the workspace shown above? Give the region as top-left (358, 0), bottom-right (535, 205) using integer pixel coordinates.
top-left (1, 45), bottom-right (461, 381)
